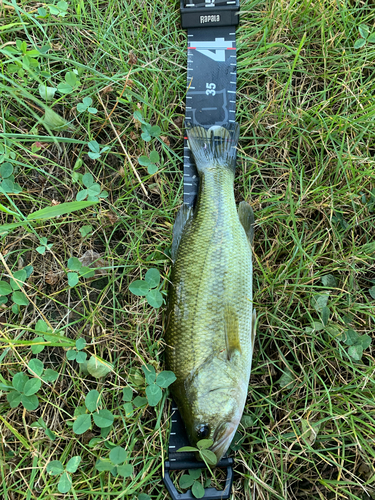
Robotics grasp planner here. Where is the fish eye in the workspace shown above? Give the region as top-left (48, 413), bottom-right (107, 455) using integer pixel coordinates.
top-left (196, 424), bottom-right (210, 439)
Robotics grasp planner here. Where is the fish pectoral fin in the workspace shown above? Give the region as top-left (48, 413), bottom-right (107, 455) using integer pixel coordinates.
top-left (171, 203), bottom-right (193, 262)
top-left (238, 201), bottom-right (255, 246)
top-left (224, 306), bottom-right (241, 361)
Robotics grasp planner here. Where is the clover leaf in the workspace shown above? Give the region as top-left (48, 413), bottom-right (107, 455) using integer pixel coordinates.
top-left (47, 456), bottom-right (81, 493)
top-left (95, 446), bottom-right (133, 478)
top-left (77, 96), bottom-right (97, 114)
top-left (138, 150), bottom-right (160, 174)
top-left (129, 268), bottom-right (164, 308)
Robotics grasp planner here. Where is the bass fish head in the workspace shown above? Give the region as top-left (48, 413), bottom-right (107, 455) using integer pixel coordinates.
top-left (191, 392), bottom-right (243, 462)
top-left (182, 357), bottom-right (248, 462)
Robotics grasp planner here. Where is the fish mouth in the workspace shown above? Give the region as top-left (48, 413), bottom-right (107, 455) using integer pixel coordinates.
top-left (211, 422), bottom-right (238, 463)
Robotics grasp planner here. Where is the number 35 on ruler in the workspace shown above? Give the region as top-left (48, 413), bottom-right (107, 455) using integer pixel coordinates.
top-left (206, 83), bottom-right (216, 95)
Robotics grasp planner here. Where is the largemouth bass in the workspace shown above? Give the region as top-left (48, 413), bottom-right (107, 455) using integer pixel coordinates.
top-left (166, 124), bottom-right (256, 462)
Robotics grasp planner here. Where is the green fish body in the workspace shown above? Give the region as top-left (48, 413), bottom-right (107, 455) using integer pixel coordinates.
top-left (166, 124), bottom-right (256, 462)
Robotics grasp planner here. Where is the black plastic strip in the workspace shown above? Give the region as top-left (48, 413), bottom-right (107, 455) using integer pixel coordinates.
top-left (163, 3), bottom-right (239, 498)
top-left (163, 402), bottom-right (234, 499)
top-left (183, 25), bottom-right (237, 206)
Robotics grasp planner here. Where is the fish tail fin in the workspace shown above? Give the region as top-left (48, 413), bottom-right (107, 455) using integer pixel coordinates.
top-left (186, 123), bottom-right (240, 172)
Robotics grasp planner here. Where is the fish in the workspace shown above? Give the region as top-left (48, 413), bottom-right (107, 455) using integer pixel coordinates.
top-left (165, 123), bottom-right (256, 462)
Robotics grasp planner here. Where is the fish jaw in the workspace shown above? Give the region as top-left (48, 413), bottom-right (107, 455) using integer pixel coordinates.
top-left (209, 385), bottom-right (247, 462)
top-left (211, 420), bottom-right (239, 462)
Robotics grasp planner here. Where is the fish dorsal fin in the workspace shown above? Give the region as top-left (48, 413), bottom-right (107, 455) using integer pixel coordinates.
top-left (186, 124), bottom-right (240, 173)
top-left (224, 306), bottom-right (241, 361)
top-left (238, 201), bottom-right (255, 246)
top-left (171, 204), bottom-right (193, 262)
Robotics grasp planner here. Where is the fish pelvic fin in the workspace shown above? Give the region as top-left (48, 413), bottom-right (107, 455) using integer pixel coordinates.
top-left (224, 305), bottom-right (241, 361)
top-left (238, 201), bottom-right (255, 246)
top-left (186, 123), bottom-right (240, 173)
top-left (172, 203), bottom-right (193, 262)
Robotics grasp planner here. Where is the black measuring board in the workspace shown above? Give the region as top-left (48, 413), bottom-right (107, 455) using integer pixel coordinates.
top-left (164, 401), bottom-right (234, 500)
top-left (183, 2), bottom-right (239, 207)
top-left (163, 2), bottom-right (240, 498)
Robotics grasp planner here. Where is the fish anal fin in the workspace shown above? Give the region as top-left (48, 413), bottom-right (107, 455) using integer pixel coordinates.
top-left (172, 204), bottom-right (193, 262)
top-left (224, 306), bottom-right (241, 361)
top-left (238, 201), bottom-right (255, 246)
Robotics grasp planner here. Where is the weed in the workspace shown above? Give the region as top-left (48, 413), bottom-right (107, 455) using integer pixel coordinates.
top-left (38, 84), bottom-right (57, 101)
top-left (77, 97), bottom-right (98, 114)
top-left (87, 141), bottom-right (111, 161)
top-left (0, 265), bottom-right (33, 313)
top-left (122, 385), bottom-right (147, 416)
top-left (86, 356), bottom-right (113, 378)
top-left (179, 469), bottom-right (205, 499)
top-left (178, 439), bottom-right (218, 468)
top-left (354, 24), bottom-right (375, 48)
top-left (36, 237), bottom-right (53, 255)
top-left (37, 1), bottom-right (71, 18)
top-left (121, 364), bottom-right (175, 415)
top-left (95, 446), bottom-right (133, 478)
top-left (0, 163), bottom-right (21, 194)
top-left (30, 319), bottom-right (55, 354)
top-left (142, 364), bottom-right (176, 406)
top-left (42, 107), bottom-right (72, 131)
top-left (138, 150), bottom-right (160, 175)
top-left (307, 276), bottom-right (373, 361)
top-left (337, 328), bottom-right (372, 361)
top-left (79, 224), bottom-right (93, 238)
top-left (133, 110), bottom-right (161, 141)
top-left (129, 268), bottom-right (164, 308)
top-left (30, 417), bottom-right (56, 441)
top-left (0, 144), bottom-right (16, 164)
top-left (67, 256), bottom-right (95, 286)
top-left (47, 456), bottom-right (81, 493)
top-left (66, 337), bottom-right (87, 363)
top-left (72, 389), bottom-right (114, 435)
top-left (49, 1), bottom-right (70, 17)
top-left (4, 359), bottom-right (58, 411)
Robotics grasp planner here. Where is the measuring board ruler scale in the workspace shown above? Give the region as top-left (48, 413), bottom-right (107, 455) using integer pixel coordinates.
top-left (182, 0), bottom-right (240, 207)
top-left (163, 2), bottom-right (240, 499)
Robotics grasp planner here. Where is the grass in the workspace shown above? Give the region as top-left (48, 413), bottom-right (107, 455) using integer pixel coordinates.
top-left (0, 0), bottom-right (375, 498)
